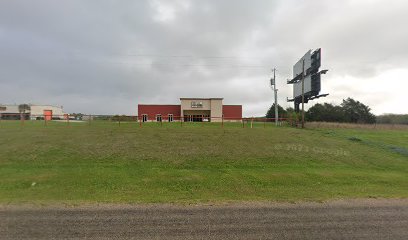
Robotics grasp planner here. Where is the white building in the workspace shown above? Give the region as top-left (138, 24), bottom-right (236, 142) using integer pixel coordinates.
top-left (0, 104), bottom-right (66, 120)
top-left (29, 105), bottom-right (66, 120)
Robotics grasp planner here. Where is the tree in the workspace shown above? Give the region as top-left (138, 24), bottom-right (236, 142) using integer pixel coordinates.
top-left (285, 107), bottom-right (295, 114)
top-left (18, 104), bottom-right (31, 120)
top-left (306, 103), bottom-right (345, 122)
top-left (266, 104), bottom-right (287, 119)
top-left (341, 98), bottom-right (376, 124)
top-left (377, 114), bottom-right (408, 125)
top-left (18, 104), bottom-right (30, 113)
top-left (305, 98), bottom-right (376, 124)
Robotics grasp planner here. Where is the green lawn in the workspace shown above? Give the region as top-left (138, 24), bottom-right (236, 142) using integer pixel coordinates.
top-left (0, 120), bottom-right (407, 204)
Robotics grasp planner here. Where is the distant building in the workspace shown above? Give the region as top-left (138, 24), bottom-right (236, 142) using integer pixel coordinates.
top-left (138, 98), bottom-right (242, 122)
top-left (29, 105), bottom-right (66, 120)
top-left (0, 104), bottom-right (66, 120)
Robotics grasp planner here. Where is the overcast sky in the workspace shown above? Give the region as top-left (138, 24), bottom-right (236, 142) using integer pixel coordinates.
top-left (1, 0), bottom-right (407, 116)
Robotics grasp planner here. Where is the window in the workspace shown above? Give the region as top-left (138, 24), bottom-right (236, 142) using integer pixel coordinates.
top-left (156, 114), bottom-right (162, 122)
top-left (142, 114), bottom-right (148, 122)
top-left (168, 114), bottom-right (173, 122)
top-left (183, 115), bottom-right (194, 122)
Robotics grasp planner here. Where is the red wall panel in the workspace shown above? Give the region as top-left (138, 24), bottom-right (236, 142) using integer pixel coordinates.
top-left (222, 105), bottom-right (242, 120)
top-left (138, 105), bottom-right (181, 120)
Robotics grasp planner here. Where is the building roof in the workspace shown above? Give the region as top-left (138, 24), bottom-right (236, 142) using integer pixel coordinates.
top-left (0, 104), bottom-right (63, 108)
top-left (138, 104), bottom-right (181, 106)
top-left (179, 98), bottom-right (224, 100)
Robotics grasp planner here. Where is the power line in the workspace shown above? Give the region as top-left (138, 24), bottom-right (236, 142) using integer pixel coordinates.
top-left (76, 57), bottom-right (270, 69)
top-left (0, 50), bottom-right (270, 69)
top-left (128, 63), bottom-right (269, 68)
top-left (28, 51), bottom-right (265, 61)
top-left (117, 53), bottom-right (263, 60)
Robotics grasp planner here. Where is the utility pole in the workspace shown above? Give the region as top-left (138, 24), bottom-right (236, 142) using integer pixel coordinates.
top-left (301, 59), bottom-right (305, 129)
top-left (273, 68), bottom-right (279, 126)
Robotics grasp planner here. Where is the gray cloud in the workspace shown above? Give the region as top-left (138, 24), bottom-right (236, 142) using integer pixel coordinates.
top-left (1, 0), bottom-right (407, 115)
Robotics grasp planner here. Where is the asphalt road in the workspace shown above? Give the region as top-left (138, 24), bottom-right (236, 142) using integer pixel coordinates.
top-left (1, 200), bottom-right (408, 240)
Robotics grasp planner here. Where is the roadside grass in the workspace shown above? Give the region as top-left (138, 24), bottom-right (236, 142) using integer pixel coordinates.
top-left (306, 121), bottom-right (408, 130)
top-left (0, 120), bottom-right (407, 204)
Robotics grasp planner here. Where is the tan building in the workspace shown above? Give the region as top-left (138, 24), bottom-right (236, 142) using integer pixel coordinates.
top-left (138, 98), bottom-right (242, 122)
top-left (180, 98), bottom-right (223, 122)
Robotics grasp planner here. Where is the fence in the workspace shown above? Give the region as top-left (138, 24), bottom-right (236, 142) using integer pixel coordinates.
top-left (0, 113), bottom-right (295, 129)
top-left (3, 113), bottom-right (405, 130)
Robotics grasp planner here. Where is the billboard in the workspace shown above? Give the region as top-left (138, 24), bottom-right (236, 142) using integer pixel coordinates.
top-left (287, 48), bottom-right (326, 111)
top-left (293, 50), bottom-right (312, 79)
top-left (293, 75), bottom-right (311, 98)
top-left (293, 73), bottom-right (321, 99)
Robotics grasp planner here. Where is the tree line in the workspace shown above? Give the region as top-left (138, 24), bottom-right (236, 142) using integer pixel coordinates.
top-left (376, 114), bottom-right (408, 125)
top-left (265, 97), bottom-right (406, 124)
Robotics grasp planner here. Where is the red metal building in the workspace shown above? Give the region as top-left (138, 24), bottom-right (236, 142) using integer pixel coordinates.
top-left (137, 104), bottom-right (181, 122)
top-left (222, 105), bottom-right (243, 120)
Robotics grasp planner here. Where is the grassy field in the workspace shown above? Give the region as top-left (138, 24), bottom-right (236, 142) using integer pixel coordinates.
top-left (0, 120), bottom-right (407, 204)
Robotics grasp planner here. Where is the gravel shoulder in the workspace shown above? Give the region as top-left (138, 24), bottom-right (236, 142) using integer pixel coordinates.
top-left (2, 199), bottom-right (408, 239)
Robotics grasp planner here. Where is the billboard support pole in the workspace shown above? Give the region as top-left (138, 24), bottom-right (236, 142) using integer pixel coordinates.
top-left (301, 59), bottom-right (305, 129)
